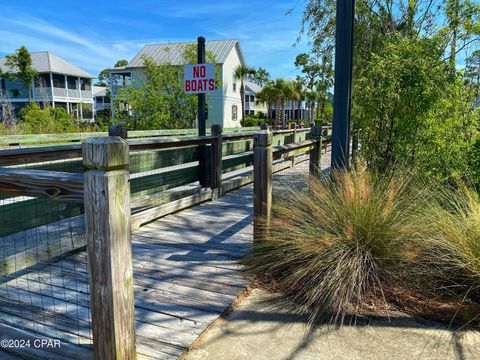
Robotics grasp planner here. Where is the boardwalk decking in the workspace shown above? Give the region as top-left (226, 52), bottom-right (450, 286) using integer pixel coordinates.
top-left (0, 151), bottom-right (331, 359)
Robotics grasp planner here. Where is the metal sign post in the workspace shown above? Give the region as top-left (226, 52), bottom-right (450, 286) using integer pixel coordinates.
top-left (197, 36), bottom-right (208, 186)
top-left (331, 0), bottom-right (355, 170)
top-left (197, 36), bottom-right (206, 137)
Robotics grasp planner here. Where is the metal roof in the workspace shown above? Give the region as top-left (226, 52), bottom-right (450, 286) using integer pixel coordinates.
top-left (0, 51), bottom-right (94, 78)
top-left (127, 39), bottom-right (245, 68)
top-left (244, 80), bottom-right (262, 94)
top-left (93, 86), bottom-right (107, 97)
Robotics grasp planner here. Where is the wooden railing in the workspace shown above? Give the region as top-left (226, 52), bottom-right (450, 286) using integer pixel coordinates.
top-left (253, 125), bottom-right (324, 240)
top-left (0, 124), bottom-right (331, 359)
top-left (0, 127), bottom-right (260, 148)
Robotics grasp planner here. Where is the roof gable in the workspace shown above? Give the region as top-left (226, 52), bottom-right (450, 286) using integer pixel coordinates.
top-left (0, 51), bottom-right (93, 78)
top-left (127, 39), bottom-right (245, 68)
top-left (244, 80), bottom-right (262, 94)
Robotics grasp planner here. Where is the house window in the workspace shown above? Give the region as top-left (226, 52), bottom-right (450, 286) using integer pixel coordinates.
top-left (67, 76), bottom-right (77, 90)
top-left (245, 95), bottom-right (249, 103)
top-left (35, 74), bottom-right (51, 87)
top-left (80, 78), bottom-right (92, 91)
top-left (0, 78), bottom-right (5, 91)
top-left (232, 105), bottom-right (238, 121)
top-left (232, 74), bottom-right (236, 92)
top-left (52, 74), bottom-right (65, 88)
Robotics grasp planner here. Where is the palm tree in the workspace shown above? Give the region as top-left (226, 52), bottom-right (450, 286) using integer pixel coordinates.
top-left (304, 89), bottom-right (318, 126)
top-left (270, 78), bottom-right (295, 129)
top-left (293, 78), bottom-right (306, 125)
top-left (256, 81), bottom-right (276, 121)
top-left (234, 64), bottom-right (256, 127)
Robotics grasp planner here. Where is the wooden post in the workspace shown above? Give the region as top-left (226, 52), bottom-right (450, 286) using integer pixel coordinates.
top-left (309, 125), bottom-right (322, 177)
top-left (211, 124), bottom-right (223, 199)
top-left (291, 123), bottom-right (297, 167)
top-left (108, 124), bottom-right (128, 139)
top-left (82, 137), bottom-right (136, 360)
top-left (253, 131), bottom-right (272, 241)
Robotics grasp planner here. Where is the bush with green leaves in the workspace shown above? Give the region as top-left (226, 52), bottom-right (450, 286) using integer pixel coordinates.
top-left (244, 116), bottom-right (262, 127)
top-left (17, 102), bottom-right (77, 133)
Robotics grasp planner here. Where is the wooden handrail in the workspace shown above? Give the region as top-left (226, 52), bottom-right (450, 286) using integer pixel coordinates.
top-left (0, 145), bottom-right (82, 167)
top-left (127, 135), bottom-right (216, 151)
top-left (0, 168), bottom-right (84, 202)
top-left (272, 139), bottom-right (318, 159)
top-left (0, 128), bottom-right (323, 167)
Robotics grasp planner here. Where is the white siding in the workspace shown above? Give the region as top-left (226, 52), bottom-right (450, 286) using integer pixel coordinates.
top-left (220, 46), bottom-right (243, 128)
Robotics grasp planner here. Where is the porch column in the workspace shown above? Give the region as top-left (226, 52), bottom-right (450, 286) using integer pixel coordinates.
top-left (49, 73), bottom-right (55, 108)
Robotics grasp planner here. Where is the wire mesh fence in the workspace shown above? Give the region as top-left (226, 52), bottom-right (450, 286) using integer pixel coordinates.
top-left (129, 144), bottom-right (211, 212)
top-left (0, 128), bottom-right (314, 356)
top-left (0, 193), bottom-right (92, 349)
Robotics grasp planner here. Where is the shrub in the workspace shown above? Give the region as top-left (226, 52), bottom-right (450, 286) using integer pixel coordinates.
top-left (48, 107), bottom-right (76, 132)
top-left (18, 102), bottom-right (55, 133)
top-left (244, 165), bottom-right (429, 324)
top-left (244, 116), bottom-right (262, 127)
top-left (417, 184), bottom-right (480, 304)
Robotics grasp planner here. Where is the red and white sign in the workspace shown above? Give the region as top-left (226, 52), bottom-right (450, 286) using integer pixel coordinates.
top-left (184, 63), bottom-right (216, 94)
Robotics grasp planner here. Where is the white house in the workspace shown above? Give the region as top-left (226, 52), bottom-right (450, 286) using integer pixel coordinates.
top-left (93, 86), bottom-right (110, 112)
top-left (0, 51), bottom-right (94, 120)
top-left (244, 80), bottom-right (267, 117)
top-left (109, 39), bottom-right (246, 128)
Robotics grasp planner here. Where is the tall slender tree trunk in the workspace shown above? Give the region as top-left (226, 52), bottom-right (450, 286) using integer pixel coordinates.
top-left (240, 82), bottom-right (245, 126)
top-left (448, 0), bottom-right (460, 72)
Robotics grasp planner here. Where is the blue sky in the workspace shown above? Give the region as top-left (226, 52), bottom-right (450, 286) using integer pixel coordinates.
top-left (0, 0), bottom-right (309, 80)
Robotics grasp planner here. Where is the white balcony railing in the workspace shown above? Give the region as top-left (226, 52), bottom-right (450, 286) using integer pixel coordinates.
top-left (68, 89), bottom-right (80, 98)
top-left (81, 90), bottom-right (92, 99)
top-left (95, 103), bottom-right (111, 111)
top-left (53, 87), bottom-right (67, 97)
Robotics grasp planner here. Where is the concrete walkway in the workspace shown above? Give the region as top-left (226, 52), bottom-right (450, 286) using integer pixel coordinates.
top-left (183, 289), bottom-right (480, 360)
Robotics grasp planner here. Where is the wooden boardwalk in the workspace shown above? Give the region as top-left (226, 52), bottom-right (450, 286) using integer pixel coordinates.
top-left (0, 151), bottom-right (331, 359)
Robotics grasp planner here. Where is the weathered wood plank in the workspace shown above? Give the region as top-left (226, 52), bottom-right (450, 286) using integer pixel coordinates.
top-left (0, 145), bottom-right (81, 167)
top-left (211, 125), bottom-right (223, 199)
top-left (0, 321), bottom-right (92, 360)
top-left (272, 139), bottom-right (317, 160)
top-left (131, 189), bottom-right (213, 231)
top-left (83, 137), bottom-right (136, 360)
top-left (0, 168), bottom-right (84, 203)
top-left (130, 164), bottom-right (199, 198)
top-left (253, 131), bottom-right (273, 240)
top-left (309, 126), bottom-right (322, 176)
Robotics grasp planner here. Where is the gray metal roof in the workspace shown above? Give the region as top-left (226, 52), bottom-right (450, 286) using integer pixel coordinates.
top-left (245, 80), bottom-right (262, 94)
top-left (93, 86), bottom-right (107, 97)
top-left (0, 51), bottom-right (94, 78)
top-left (127, 39), bottom-right (245, 68)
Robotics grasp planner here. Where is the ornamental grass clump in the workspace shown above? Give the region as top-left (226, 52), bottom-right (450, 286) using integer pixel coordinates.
top-left (244, 166), bottom-right (429, 324)
top-left (419, 185), bottom-right (480, 305)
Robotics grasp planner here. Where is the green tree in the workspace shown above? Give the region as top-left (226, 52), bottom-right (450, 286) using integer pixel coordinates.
top-left (465, 49), bottom-right (480, 98)
top-left (234, 65), bottom-right (256, 126)
top-left (5, 46), bottom-right (37, 101)
top-left (445, 0), bottom-right (480, 72)
top-left (299, 0), bottom-right (480, 178)
top-left (115, 59), bottom-right (128, 67)
top-left (96, 59), bottom-right (129, 86)
top-left (294, 52), bottom-right (333, 122)
top-left (256, 81), bottom-right (277, 120)
top-left (114, 56), bottom-right (197, 130)
top-left (251, 67), bottom-right (270, 86)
